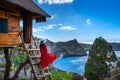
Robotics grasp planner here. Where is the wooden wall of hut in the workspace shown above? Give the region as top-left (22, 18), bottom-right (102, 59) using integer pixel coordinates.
top-left (0, 11), bottom-right (20, 47)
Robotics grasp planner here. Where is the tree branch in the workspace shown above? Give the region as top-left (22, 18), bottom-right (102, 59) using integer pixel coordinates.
top-left (10, 59), bottom-right (29, 80)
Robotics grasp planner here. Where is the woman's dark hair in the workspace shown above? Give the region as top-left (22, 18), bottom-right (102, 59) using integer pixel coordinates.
top-left (40, 40), bottom-right (44, 48)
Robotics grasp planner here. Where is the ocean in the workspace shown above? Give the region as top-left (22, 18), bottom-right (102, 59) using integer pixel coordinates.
top-left (52, 51), bottom-right (120, 76)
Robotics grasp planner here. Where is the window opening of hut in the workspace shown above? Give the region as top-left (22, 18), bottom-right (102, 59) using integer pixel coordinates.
top-left (0, 18), bottom-right (8, 33)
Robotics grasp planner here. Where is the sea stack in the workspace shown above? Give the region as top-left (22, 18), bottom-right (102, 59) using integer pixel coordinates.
top-left (84, 37), bottom-right (117, 80)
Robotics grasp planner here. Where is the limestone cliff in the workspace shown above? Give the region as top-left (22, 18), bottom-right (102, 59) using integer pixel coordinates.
top-left (46, 39), bottom-right (87, 57)
top-left (84, 37), bottom-right (117, 80)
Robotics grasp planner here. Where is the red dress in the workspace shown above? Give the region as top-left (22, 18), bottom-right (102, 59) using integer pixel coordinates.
top-left (39, 44), bottom-right (57, 69)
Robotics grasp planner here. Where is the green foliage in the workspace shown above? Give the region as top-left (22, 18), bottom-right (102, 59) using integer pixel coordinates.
top-left (95, 56), bottom-right (103, 62)
top-left (85, 61), bottom-right (107, 80)
top-left (91, 37), bottom-right (110, 54)
top-left (48, 69), bottom-right (72, 80)
top-left (10, 65), bottom-right (15, 71)
top-left (0, 62), bottom-right (3, 66)
top-left (12, 53), bottom-right (27, 67)
top-left (84, 61), bottom-right (98, 80)
top-left (111, 69), bottom-right (120, 75)
top-left (85, 37), bottom-right (117, 80)
top-left (97, 64), bottom-right (107, 75)
top-left (85, 61), bottom-right (93, 68)
top-left (110, 54), bottom-right (117, 61)
top-left (104, 78), bottom-right (109, 80)
top-left (0, 61), bottom-right (4, 68)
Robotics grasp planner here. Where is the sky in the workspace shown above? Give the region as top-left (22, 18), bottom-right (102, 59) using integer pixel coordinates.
top-left (27, 0), bottom-right (120, 44)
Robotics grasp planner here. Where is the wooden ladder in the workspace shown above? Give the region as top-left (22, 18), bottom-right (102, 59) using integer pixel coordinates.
top-left (19, 32), bottom-right (52, 80)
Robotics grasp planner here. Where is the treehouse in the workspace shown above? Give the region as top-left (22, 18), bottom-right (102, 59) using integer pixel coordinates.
top-left (0, 0), bottom-right (53, 80)
top-left (0, 0), bottom-right (50, 47)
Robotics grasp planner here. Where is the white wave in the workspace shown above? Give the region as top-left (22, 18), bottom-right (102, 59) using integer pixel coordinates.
top-left (71, 57), bottom-right (87, 63)
top-left (58, 54), bottom-right (64, 59)
top-left (78, 65), bottom-right (84, 70)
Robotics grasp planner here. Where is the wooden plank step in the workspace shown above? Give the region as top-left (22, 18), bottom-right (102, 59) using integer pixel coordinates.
top-left (30, 56), bottom-right (40, 58)
top-left (28, 49), bottom-right (39, 51)
top-left (42, 67), bottom-right (49, 70)
top-left (32, 62), bottom-right (40, 65)
top-left (34, 67), bottom-right (49, 73)
top-left (37, 73), bottom-right (51, 79)
top-left (41, 67), bottom-right (49, 71)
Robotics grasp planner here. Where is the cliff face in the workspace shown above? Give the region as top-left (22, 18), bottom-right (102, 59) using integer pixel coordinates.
top-left (79, 43), bottom-right (120, 51)
top-left (79, 43), bottom-right (91, 51)
top-left (46, 39), bottom-right (87, 57)
top-left (84, 37), bottom-right (117, 80)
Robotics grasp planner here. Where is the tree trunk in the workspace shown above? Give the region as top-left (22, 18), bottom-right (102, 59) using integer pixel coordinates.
top-left (10, 60), bottom-right (28, 80)
top-left (4, 48), bottom-right (11, 80)
top-left (24, 66), bottom-right (27, 77)
top-left (4, 47), bottom-right (29, 80)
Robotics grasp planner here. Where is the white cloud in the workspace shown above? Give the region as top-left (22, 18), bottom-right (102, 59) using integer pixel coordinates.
top-left (44, 24), bottom-right (55, 29)
top-left (50, 15), bottom-right (54, 19)
top-left (38, 0), bottom-right (73, 4)
top-left (86, 19), bottom-right (91, 24)
top-left (59, 26), bottom-right (77, 31)
top-left (59, 24), bottom-right (63, 26)
top-left (33, 24), bottom-right (76, 33)
top-left (33, 27), bottom-right (43, 33)
top-left (33, 24), bottom-right (56, 33)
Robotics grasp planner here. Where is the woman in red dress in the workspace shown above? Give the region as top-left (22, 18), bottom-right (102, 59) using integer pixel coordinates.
top-left (39, 40), bottom-right (57, 69)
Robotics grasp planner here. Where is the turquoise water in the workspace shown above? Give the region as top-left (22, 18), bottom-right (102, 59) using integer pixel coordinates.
top-left (52, 51), bottom-right (120, 76)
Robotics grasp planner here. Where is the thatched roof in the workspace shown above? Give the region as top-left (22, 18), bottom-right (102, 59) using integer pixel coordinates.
top-left (6, 0), bottom-right (51, 17)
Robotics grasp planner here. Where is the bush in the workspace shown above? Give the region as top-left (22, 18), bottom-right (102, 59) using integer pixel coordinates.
top-left (95, 56), bottom-right (103, 62)
top-left (49, 69), bottom-right (72, 80)
top-left (12, 53), bottom-right (27, 67)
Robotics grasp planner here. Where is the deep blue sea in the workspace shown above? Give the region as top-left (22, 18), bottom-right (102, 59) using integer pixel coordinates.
top-left (52, 51), bottom-right (120, 76)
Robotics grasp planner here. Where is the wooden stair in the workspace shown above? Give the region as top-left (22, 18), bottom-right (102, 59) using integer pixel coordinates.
top-left (19, 32), bottom-right (52, 80)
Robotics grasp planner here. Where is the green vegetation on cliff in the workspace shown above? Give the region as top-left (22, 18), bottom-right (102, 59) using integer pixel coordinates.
top-left (48, 68), bottom-right (72, 80)
top-left (84, 37), bottom-right (117, 80)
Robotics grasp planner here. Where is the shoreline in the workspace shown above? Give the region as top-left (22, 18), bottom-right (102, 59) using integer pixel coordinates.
top-left (59, 53), bottom-right (87, 58)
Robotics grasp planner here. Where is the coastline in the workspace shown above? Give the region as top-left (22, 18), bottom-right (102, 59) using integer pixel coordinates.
top-left (60, 53), bottom-right (87, 58)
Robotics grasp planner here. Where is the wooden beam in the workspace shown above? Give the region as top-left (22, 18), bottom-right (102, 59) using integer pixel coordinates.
top-left (0, 10), bottom-right (20, 17)
top-left (0, 44), bottom-right (18, 47)
top-left (23, 11), bottom-right (32, 43)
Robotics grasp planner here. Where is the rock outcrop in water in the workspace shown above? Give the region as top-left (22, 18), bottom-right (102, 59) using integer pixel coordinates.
top-left (46, 39), bottom-right (87, 57)
top-left (84, 37), bottom-right (118, 80)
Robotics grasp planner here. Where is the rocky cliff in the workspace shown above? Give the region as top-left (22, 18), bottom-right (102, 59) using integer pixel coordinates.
top-left (84, 37), bottom-right (118, 80)
top-left (46, 39), bottom-right (87, 57)
top-left (79, 43), bottom-right (91, 51)
top-left (79, 43), bottom-right (120, 51)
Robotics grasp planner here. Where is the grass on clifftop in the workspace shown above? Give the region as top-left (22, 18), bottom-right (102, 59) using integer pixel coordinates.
top-left (19, 69), bottom-right (72, 80)
top-left (48, 68), bottom-right (72, 80)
